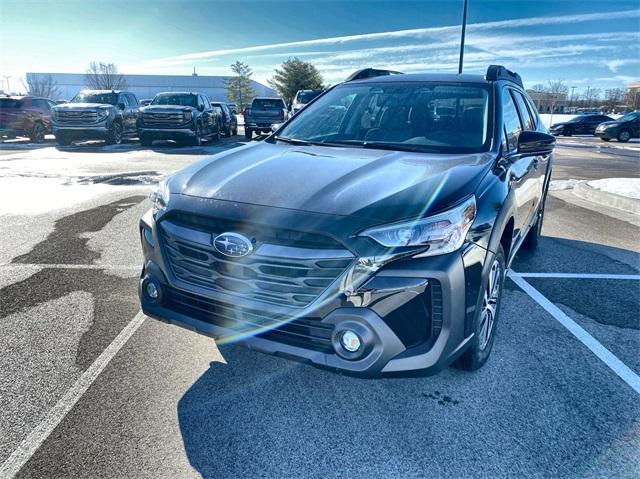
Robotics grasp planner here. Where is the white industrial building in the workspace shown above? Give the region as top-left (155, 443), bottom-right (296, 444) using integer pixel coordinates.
top-left (26, 72), bottom-right (276, 102)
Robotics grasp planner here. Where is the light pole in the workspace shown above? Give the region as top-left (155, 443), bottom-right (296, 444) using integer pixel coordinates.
top-left (570, 86), bottom-right (577, 110)
top-left (458, 0), bottom-right (469, 74)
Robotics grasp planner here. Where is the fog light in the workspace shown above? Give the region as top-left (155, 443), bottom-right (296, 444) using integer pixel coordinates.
top-left (340, 330), bottom-right (361, 352)
top-left (146, 281), bottom-right (159, 300)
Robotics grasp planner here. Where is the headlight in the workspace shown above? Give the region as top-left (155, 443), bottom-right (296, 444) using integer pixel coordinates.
top-left (149, 179), bottom-right (169, 215)
top-left (97, 108), bottom-right (110, 120)
top-left (358, 196), bottom-right (476, 257)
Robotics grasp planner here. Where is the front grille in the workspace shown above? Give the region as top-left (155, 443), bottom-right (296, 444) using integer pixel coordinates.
top-left (164, 286), bottom-right (335, 352)
top-left (142, 112), bottom-right (186, 127)
top-left (159, 213), bottom-right (354, 308)
top-left (56, 110), bottom-right (98, 124)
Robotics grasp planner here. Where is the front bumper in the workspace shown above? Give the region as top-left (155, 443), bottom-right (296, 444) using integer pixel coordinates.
top-left (595, 129), bottom-right (616, 139)
top-left (53, 122), bottom-right (109, 139)
top-left (138, 208), bottom-right (485, 377)
top-left (138, 127), bottom-right (195, 139)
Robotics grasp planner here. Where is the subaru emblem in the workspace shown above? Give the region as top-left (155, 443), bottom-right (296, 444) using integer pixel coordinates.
top-left (213, 232), bottom-right (253, 258)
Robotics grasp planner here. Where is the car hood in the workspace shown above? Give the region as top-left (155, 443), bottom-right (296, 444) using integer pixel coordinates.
top-left (168, 142), bottom-right (494, 222)
top-left (142, 105), bottom-right (194, 113)
top-left (54, 103), bottom-right (112, 110)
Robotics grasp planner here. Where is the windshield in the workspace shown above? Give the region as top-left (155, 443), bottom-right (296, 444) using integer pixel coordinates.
top-left (617, 112), bottom-right (639, 122)
top-left (276, 82), bottom-right (491, 153)
top-left (71, 92), bottom-right (117, 104)
top-left (0, 98), bottom-right (22, 108)
top-left (152, 94), bottom-right (197, 107)
top-left (296, 91), bottom-right (322, 104)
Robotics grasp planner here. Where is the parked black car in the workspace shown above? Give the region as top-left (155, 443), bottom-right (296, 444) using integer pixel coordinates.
top-left (210, 102), bottom-right (237, 136)
top-left (595, 111), bottom-right (640, 142)
top-left (549, 114), bottom-right (614, 136)
top-left (138, 92), bottom-right (222, 146)
top-left (139, 65), bottom-right (555, 377)
top-left (52, 90), bottom-right (141, 145)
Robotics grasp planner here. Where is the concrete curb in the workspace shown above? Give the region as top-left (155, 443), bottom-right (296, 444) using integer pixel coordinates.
top-left (573, 182), bottom-right (640, 215)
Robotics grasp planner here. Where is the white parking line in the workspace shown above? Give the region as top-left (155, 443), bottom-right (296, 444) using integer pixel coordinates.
top-left (0, 263), bottom-right (140, 270)
top-left (0, 311), bottom-right (147, 479)
top-left (511, 272), bottom-right (640, 280)
top-left (509, 273), bottom-right (640, 395)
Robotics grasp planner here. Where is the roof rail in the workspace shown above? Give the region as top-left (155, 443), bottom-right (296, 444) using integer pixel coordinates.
top-left (485, 65), bottom-right (523, 88)
top-left (345, 68), bottom-right (403, 82)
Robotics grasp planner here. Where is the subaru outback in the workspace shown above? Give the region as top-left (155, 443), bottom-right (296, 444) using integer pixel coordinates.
top-left (139, 65), bottom-right (555, 377)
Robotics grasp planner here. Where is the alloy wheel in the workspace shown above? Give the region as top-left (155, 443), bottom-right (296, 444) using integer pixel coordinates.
top-left (113, 123), bottom-right (122, 144)
top-left (479, 258), bottom-right (502, 351)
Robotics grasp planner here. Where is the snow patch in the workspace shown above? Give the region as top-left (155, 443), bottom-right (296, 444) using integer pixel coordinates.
top-left (586, 178), bottom-right (640, 200)
top-left (549, 179), bottom-right (581, 191)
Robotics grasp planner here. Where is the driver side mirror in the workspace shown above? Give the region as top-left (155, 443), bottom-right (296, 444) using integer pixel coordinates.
top-left (517, 130), bottom-right (556, 156)
top-left (117, 102), bottom-right (126, 110)
top-left (197, 104), bottom-right (204, 112)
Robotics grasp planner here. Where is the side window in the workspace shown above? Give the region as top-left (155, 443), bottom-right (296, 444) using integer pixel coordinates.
top-left (502, 90), bottom-right (523, 152)
top-left (118, 94), bottom-right (129, 107)
top-left (126, 94), bottom-right (138, 107)
top-left (197, 95), bottom-right (205, 109)
top-left (524, 96), bottom-right (539, 128)
top-left (203, 96), bottom-right (211, 109)
top-left (511, 90), bottom-right (535, 131)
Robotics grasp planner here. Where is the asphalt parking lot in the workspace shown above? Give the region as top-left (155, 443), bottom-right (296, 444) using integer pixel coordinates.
top-left (0, 132), bottom-right (638, 478)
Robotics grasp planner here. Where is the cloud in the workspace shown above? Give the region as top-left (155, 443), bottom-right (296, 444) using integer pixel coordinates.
top-left (143, 9), bottom-right (639, 67)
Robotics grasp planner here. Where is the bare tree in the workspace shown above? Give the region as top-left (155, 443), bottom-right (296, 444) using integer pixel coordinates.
top-left (23, 73), bottom-right (61, 99)
top-left (603, 88), bottom-right (625, 113)
top-left (544, 80), bottom-right (568, 124)
top-left (84, 62), bottom-right (127, 90)
top-left (581, 87), bottom-right (601, 109)
top-left (626, 88), bottom-right (640, 110)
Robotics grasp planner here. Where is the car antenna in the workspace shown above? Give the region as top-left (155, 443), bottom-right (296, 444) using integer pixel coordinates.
top-left (458, 0), bottom-right (468, 74)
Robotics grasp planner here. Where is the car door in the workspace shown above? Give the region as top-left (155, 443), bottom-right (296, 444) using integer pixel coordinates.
top-left (512, 89), bottom-right (547, 222)
top-left (502, 87), bottom-right (540, 243)
top-left (117, 93), bottom-right (131, 131)
top-left (633, 116), bottom-right (640, 137)
top-left (125, 94), bottom-right (140, 133)
top-left (199, 95), bottom-right (213, 135)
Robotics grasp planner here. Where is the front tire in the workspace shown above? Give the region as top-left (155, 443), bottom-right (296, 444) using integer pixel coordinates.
top-left (29, 122), bottom-right (46, 143)
top-left (244, 128), bottom-right (252, 140)
top-left (454, 244), bottom-right (506, 371)
top-left (563, 127), bottom-right (573, 137)
top-left (192, 123), bottom-right (202, 146)
top-left (617, 129), bottom-right (631, 143)
top-left (600, 138), bottom-right (611, 142)
top-left (106, 122), bottom-right (123, 145)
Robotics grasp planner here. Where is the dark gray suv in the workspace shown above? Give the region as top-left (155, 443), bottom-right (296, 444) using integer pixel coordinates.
top-left (139, 65), bottom-right (555, 377)
top-left (52, 90), bottom-right (140, 145)
top-left (138, 92), bottom-right (222, 147)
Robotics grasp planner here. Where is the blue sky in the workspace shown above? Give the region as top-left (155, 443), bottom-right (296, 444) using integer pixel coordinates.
top-left (1, 0), bottom-right (638, 91)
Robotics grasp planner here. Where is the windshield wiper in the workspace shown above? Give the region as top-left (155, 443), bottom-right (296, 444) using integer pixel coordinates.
top-left (323, 139), bottom-right (431, 153)
top-left (273, 136), bottom-right (313, 146)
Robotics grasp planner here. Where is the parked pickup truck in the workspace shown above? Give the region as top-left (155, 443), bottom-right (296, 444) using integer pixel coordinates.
top-left (52, 90), bottom-right (140, 145)
top-left (243, 97), bottom-right (288, 139)
top-left (138, 92), bottom-right (222, 147)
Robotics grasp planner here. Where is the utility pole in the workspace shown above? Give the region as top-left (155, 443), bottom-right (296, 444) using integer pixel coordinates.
top-left (458, 0), bottom-right (469, 74)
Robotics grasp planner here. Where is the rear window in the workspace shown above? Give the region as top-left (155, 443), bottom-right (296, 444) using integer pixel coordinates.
top-left (296, 91), bottom-right (322, 104)
top-left (252, 99), bottom-right (285, 109)
top-left (0, 98), bottom-right (22, 108)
